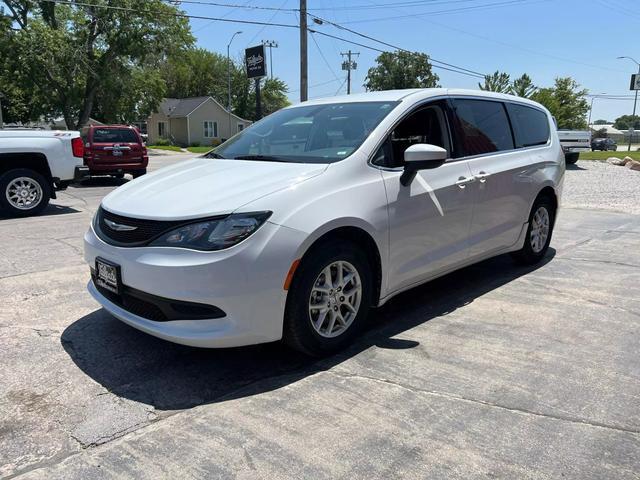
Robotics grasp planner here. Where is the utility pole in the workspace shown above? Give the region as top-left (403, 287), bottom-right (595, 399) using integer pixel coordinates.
top-left (0, 95), bottom-right (3, 129)
top-left (227, 31), bottom-right (242, 140)
top-left (262, 40), bottom-right (279, 79)
top-left (300, 0), bottom-right (308, 102)
top-left (617, 56), bottom-right (640, 151)
top-left (341, 50), bottom-right (359, 95)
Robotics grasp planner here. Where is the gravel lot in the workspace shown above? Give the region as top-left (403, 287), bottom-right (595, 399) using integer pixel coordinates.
top-left (564, 160), bottom-right (640, 214)
top-left (1, 154), bottom-right (639, 479)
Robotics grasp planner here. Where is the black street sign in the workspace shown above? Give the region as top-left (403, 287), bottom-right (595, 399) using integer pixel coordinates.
top-left (245, 45), bottom-right (266, 79)
top-left (630, 74), bottom-right (640, 91)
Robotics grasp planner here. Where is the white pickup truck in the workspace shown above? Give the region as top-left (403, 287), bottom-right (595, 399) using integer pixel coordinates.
top-left (0, 130), bottom-right (89, 217)
top-left (557, 130), bottom-right (591, 164)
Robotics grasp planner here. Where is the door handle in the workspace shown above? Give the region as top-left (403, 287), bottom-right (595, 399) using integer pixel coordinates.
top-left (455, 176), bottom-right (476, 188)
top-left (474, 171), bottom-right (491, 183)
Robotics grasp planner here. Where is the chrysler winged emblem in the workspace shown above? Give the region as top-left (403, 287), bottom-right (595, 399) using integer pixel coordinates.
top-left (104, 219), bottom-right (138, 231)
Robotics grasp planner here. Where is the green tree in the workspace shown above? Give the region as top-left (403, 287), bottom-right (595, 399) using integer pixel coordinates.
top-left (478, 71), bottom-right (511, 93)
top-left (1, 0), bottom-right (192, 128)
top-left (163, 48), bottom-right (228, 101)
top-left (613, 115), bottom-right (640, 130)
top-left (364, 51), bottom-right (439, 91)
top-left (593, 119), bottom-right (610, 125)
top-left (511, 73), bottom-right (537, 98)
top-left (532, 77), bottom-right (589, 130)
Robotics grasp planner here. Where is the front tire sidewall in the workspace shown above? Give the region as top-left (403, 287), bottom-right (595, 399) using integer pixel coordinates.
top-left (284, 242), bottom-right (373, 356)
top-left (0, 169), bottom-right (51, 217)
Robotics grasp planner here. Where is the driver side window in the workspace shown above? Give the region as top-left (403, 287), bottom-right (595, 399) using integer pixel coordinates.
top-left (372, 105), bottom-right (450, 168)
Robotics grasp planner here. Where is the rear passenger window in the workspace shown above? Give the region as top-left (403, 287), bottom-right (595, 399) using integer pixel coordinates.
top-left (506, 103), bottom-right (550, 148)
top-left (450, 99), bottom-right (514, 156)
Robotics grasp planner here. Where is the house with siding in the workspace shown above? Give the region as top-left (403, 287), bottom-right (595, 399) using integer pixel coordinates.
top-left (146, 96), bottom-right (252, 146)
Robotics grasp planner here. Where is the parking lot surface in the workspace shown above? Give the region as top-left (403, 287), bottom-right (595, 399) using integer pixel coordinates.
top-left (1, 158), bottom-right (639, 479)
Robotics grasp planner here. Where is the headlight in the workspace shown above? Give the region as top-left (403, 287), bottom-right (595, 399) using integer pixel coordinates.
top-left (149, 212), bottom-right (271, 251)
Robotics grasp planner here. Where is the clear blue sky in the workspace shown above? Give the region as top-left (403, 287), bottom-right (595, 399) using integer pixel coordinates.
top-left (184, 0), bottom-right (639, 122)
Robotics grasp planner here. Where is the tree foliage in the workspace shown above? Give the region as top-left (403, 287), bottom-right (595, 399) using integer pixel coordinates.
top-left (364, 51), bottom-right (439, 91)
top-left (0, 0), bottom-right (193, 128)
top-left (478, 71), bottom-right (511, 93)
top-left (511, 73), bottom-right (537, 98)
top-left (613, 114), bottom-right (640, 130)
top-left (531, 77), bottom-right (589, 130)
top-left (161, 48), bottom-right (290, 121)
top-left (593, 119), bottom-right (610, 125)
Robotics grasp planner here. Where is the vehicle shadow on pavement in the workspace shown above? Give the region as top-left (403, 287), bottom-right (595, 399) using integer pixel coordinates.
top-left (61, 250), bottom-right (555, 411)
top-left (566, 163), bottom-right (587, 171)
top-left (0, 203), bottom-right (81, 220)
top-left (74, 177), bottom-right (130, 188)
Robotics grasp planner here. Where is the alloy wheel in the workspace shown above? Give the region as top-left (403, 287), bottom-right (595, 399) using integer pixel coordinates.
top-left (6, 177), bottom-right (43, 210)
top-left (530, 206), bottom-right (550, 253)
top-left (308, 260), bottom-right (362, 338)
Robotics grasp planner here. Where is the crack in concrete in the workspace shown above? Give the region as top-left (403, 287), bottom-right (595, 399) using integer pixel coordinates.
top-left (328, 370), bottom-right (640, 436)
top-left (554, 257), bottom-right (640, 269)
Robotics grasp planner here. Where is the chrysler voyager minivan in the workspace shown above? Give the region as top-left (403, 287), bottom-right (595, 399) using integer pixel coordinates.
top-left (85, 89), bottom-right (564, 356)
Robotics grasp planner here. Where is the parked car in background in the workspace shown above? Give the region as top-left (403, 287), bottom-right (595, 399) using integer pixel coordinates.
top-left (81, 125), bottom-right (148, 179)
top-left (85, 89), bottom-right (564, 356)
top-left (0, 130), bottom-right (88, 217)
top-left (557, 129), bottom-right (591, 164)
top-left (591, 137), bottom-right (617, 152)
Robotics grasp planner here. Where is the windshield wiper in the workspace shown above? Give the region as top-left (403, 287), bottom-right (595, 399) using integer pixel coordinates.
top-left (233, 154), bottom-right (288, 162)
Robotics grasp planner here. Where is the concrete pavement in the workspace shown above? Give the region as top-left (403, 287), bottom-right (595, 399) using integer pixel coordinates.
top-left (0, 158), bottom-right (639, 479)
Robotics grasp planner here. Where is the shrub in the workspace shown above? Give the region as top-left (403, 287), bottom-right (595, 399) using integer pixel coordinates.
top-left (189, 141), bottom-right (200, 147)
top-left (155, 137), bottom-right (172, 146)
top-left (210, 138), bottom-right (222, 147)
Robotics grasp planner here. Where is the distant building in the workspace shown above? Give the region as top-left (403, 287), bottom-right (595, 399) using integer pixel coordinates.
top-left (146, 96), bottom-right (252, 146)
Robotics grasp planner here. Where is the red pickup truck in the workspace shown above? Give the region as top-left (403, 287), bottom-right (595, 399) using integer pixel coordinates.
top-left (81, 125), bottom-right (148, 178)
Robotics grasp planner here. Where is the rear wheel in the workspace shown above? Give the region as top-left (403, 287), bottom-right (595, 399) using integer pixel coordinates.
top-left (512, 195), bottom-right (555, 265)
top-left (283, 239), bottom-right (373, 356)
top-left (565, 152), bottom-right (579, 164)
top-left (0, 168), bottom-right (51, 217)
top-left (132, 169), bottom-right (146, 179)
top-left (113, 173), bottom-right (125, 179)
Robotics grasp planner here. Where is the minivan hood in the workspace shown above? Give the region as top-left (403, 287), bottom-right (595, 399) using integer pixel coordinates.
top-left (101, 158), bottom-right (328, 220)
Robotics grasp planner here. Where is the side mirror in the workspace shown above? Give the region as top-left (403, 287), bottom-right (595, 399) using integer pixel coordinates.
top-left (400, 144), bottom-right (448, 186)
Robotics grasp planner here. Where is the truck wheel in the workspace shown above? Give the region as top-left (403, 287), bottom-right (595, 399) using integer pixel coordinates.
top-left (0, 168), bottom-right (51, 217)
top-left (132, 169), bottom-right (146, 179)
top-left (565, 152), bottom-right (579, 164)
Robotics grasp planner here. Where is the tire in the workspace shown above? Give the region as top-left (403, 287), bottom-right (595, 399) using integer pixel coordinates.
top-left (283, 239), bottom-right (373, 356)
top-left (565, 152), bottom-right (579, 164)
top-left (511, 195), bottom-right (555, 265)
top-left (0, 168), bottom-right (51, 218)
top-left (113, 173), bottom-right (125, 179)
top-left (132, 169), bottom-right (146, 179)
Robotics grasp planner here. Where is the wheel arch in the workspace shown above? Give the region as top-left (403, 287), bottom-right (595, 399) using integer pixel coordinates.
top-left (0, 153), bottom-right (53, 181)
top-left (292, 224), bottom-right (383, 307)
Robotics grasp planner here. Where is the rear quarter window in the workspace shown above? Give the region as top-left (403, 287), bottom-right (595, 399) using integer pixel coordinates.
top-left (92, 128), bottom-right (139, 143)
top-left (505, 103), bottom-right (550, 148)
top-left (450, 99), bottom-right (514, 156)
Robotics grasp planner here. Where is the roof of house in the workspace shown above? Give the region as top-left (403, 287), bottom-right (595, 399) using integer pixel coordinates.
top-left (589, 124), bottom-right (623, 135)
top-left (158, 96), bottom-right (251, 123)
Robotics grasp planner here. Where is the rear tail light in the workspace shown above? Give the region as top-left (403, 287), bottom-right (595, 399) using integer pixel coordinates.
top-left (71, 137), bottom-right (84, 158)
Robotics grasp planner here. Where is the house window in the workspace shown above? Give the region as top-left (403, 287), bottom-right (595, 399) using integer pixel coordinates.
top-left (158, 121), bottom-right (166, 138)
top-left (204, 121), bottom-right (217, 138)
top-left (237, 123), bottom-right (244, 133)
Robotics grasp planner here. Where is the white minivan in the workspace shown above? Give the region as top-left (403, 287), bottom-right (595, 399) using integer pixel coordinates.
top-left (85, 89), bottom-right (564, 356)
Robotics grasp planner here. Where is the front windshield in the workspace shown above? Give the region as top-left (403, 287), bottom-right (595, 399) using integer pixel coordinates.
top-left (212, 101), bottom-right (399, 164)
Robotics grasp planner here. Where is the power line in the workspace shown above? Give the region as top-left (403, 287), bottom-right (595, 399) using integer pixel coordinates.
top-left (310, 29), bottom-right (484, 79)
top-left (308, 14), bottom-right (487, 78)
top-left (309, 31), bottom-right (342, 81)
top-left (163, 0), bottom-right (297, 11)
top-left (40, 0), bottom-right (300, 28)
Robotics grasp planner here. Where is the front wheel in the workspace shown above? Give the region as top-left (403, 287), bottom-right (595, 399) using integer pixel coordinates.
top-left (511, 195), bottom-right (555, 265)
top-left (0, 168), bottom-right (51, 217)
top-left (283, 239), bottom-right (373, 356)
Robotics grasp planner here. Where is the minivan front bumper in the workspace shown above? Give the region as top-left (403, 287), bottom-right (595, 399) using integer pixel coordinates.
top-left (84, 220), bottom-right (306, 348)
